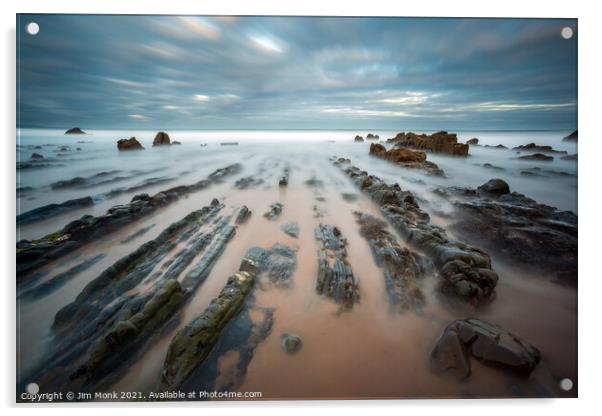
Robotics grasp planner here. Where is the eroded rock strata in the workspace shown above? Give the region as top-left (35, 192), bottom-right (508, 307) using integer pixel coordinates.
top-left (437, 179), bottom-right (577, 283)
top-left (314, 224), bottom-right (359, 308)
top-left (386, 131), bottom-right (469, 156)
top-left (369, 143), bottom-right (444, 176)
top-left (355, 213), bottom-right (430, 312)
top-left (430, 319), bottom-right (540, 380)
top-left (336, 159), bottom-right (498, 304)
top-left (16, 164), bottom-right (242, 279)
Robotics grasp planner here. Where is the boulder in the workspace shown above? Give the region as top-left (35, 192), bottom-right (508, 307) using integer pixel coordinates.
top-left (30, 153), bottom-right (44, 160)
top-left (117, 137), bottom-right (144, 151)
top-left (431, 319), bottom-right (540, 379)
top-left (354, 135), bottom-right (364, 142)
top-left (153, 131), bottom-right (171, 146)
top-left (280, 333), bottom-right (303, 354)
top-left (65, 127), bottom-right (86, 135)
top-left (281, 221), bottom-right (300, 238)
top-left (466, 138), bottom-right (479, 145)
top-left (477, 179), bottom-right (510, 195)
top-left (563, 130), bottom-right (578, 142)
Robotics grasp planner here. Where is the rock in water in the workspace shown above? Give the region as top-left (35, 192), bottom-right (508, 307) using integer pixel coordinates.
top-left (280, 333), bottom-right (303, 354)
top-left (314, 224), bottom-right (359, 308)
top-left (366, 133), bottom-right (379, 140)
top-left (512, 143), bottom-right (567, 154)
top-left (279, 168), bottom-right (290, 187)
top-left (281, 221), bottom-right (299, 238)
top-left (117, 137), bottom-right (144, 150)
top-left (235, 205), bottom-right (252, 224)
top-left (562, 130), bottom-right (578, 142)
top-left (386, 131), bottom-right (469, 156)
top-left (153, 131), bottom-right (171, 146)
top-left (516, 153), bottom-right (553, 162)
top-left (241, 243), bottom-right (297, 284)
top-left (172, 141), bottom-right (182, 145)
top-left (430, 319), bottom-right (540, 379)
top-left (160, 270), bottom-right (256, 391)
top-left (30, 152), bottom-right (44, 160)
top-left (264, 202), bottom-right (283, 220)
top-left (466, 138), bottom-right (479, 145)
top-left (369, 142), bottom-right (444, 176)
top-left (354, 135), bottom-right (364, 142)
top-left (477, 178), bottom-right (510, 195)
top-left (65, 127), bottom-right (86, 134)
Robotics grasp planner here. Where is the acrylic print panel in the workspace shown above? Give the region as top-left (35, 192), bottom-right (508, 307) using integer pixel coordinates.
top-left (16, 14), bottom-right (577, 402)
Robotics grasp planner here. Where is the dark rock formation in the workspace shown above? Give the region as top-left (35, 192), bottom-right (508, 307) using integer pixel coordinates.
top-left (369, 143), bottom-right (445, 176)
top-left (563, 130), bottom-right (578, 142)
top-left (366, 133), bottom-right (379, 140)
top-left (466, 138), bottom-right (479, 145)
top-left (439, 180), bottom-right (577, 283)
top-left (280, 333), bottom-right (303, 354)
top-left (354, 135), bottom-right (364, 142)
top-left (279, 168), bottom-right (290, 187)
top-left (263, 202), bottom-right (283, 220)
top-left (387, 131), bottom-right (469, 156)
top-left (16, 196), bottom-right (94, 225)
top-left (481, 163), bottom-right (504, 171)
top-left (281, 221), bottom-right (299, 238)
top-left (315, 224), bottom-right (359, 308)
top-left (477, 179), bottom-right (510, 195)
top-left (235, 205), bottom-right (252, 224)
top-left (65, 127), bottom-right (86, 135)
top-left (561, 154), bottom-right (578, 161)
top-left (235, 176), bottom-right (265, 189)
top-left (336, 159), bottom-right (498, 305)
top-left (153, 131), bottom-right (171, 146)
top-left (172, 141), bottom-right (182, 145)
top-left (117, 137), bottom-right (144, 151)
top-left (241, 243), bottom-right (297, 284)
top-left (484, 144), bottom-right (508, 149)
top-left (220, 142), bottom-right (239, 146)
top-left (16, 164), bottom-right (242, 279)
top-left (30, 153), bottom-right (44, 160)
top-left (512, 143), bottom-right (567, 154)
top-left (430, 319), bottom-right (540, 379)
top-left (355, 213), bottom-right (430, 311)
top-left (516, 153), bottom-right (553, 162)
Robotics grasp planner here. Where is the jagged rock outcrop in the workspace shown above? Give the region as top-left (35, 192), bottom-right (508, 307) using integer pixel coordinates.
top-left (430, 319), bottom-right (540, 379)
top-left (369, 143), bottom-right (444, 176)
top-left (387, 131), bottom-right (469, 156)
top-left (117, 137), bottom-right (144, 151)
top-left (16, 164), bottom-right (242, 279)
top-left (153, 131), bottom-right (171, 146)
top-left (336, 159), bottom-right (498, 305)
top-left (512, 143), bottom-right (567, 154)
top-left (314, 224), bottom-right (359, 308)
top-left (437, 179), bottom-right (577, 283)
top-left (355, 213), bottom-right (430, 312)
top-left (563, 130), bottom-right (578, 142)
top-left (65, 127), bottom-right (86, 135)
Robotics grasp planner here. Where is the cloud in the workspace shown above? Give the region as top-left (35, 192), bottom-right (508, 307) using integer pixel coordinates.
top-left (128, 114), bottom-right (151, 121)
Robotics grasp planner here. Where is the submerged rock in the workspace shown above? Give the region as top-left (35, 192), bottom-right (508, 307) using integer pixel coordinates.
top-left (263, 202), bottom-right (283, 220)
top-left (241, 243), bottom-right (297, 284)
top-left (117, 137), bottom-right (144, 151)
top-left (562, 130), bottom-right (578, 142)
top-left (430, 319), bottom-right (541, 379)
top-left (315, 224), bottom-right (359, 308)
top-left (235, 205), bottom-right (252, 224)
top-left (484, 144), bottom-right (508, 149)
top-left (481, 163), bottom-right (504, 171)
top-left (561, 154), bottom-right (578, 161)
top-left (281, 221), bottom-right (299, 238)
top-left (280, 333), bottom-right (303, 354)
top-left (220, 142), bottom-right (239, 146)
top-left (65, 127), bottom-right (86, 135)
top-left (477, 178), bottom-right (510, 195)
top-left (172, 141), bottom-right (182, 145)
top-left (30, 152), bottom-right (44, 160)
top-left (387, 131), bottom-right (469, 156)
top-left (512, 143), bottom-right (567, 154)
top-left (516, 153), bottom-right (553, 162)
top-left (466, 138), bottom-right (479, 145)
top-left (354, 135), bottom-right (364, 142)
top-left (153, 131), bottom-right (171, 146)
top-left (369, 142), bottom-right (445, 176)
top-left (279, 168), bottom-right (290, 187)
top-left (16, 196), bottom-right (94, 225)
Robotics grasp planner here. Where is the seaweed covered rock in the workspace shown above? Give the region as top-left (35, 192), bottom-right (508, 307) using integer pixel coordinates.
top-left (117, 137), bottom-right (144, 151)
top-left (430, 319), bottom-right (541, 379)
top-left (160, 271), bottom-right (256, 391)
top-left (369, 143), bottom-right (444, 176)
top-left (355, 212), bottom-right (430, 311)
top-left (315, 224), bottom-right (359, 308)
top-left (387, 131), bottom-right (469, 156)
top-left (153, 131), bottom-right (171, 146)
top-left (336, 159), bottom-right (499, 305)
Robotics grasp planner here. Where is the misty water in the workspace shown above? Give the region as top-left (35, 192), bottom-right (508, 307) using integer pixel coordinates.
top-left (16, 128), bottom-right (577, 399)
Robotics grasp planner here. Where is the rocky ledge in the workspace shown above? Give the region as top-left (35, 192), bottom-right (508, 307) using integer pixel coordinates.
top-left (437, 178), bottom-right (577, 283)
top-left (336, 159), bottom-right (498, 305)
top-left (369, 142), bottom-right (444, 176)
top-left (430, 319), bottom-right (540, 380)
top-left (386, 131), bottom-right (469, 156)
top-left (315, 224), bottom-right (359, 308)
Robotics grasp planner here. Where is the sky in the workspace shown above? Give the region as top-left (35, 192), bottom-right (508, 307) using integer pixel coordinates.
top-left (17, 15), bottom-right (578, 131)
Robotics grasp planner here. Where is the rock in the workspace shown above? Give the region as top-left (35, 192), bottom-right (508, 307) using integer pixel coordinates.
top-left (477, 179), bottom-right (510, 195)
top-left (153, 131), bottom-right (171, 146)
top-left (50, 177), bottom-right (88, 189)
top-left (30, 153), bottom-right (44, 160)
top-left (482, 163), bottom-right (504, 171)
top-left (16, 196), bottom-right (94, 225)
top-left (280, 333), bottom-right (303, 354)
top-left (366, 133), bottom-right (379, 140)
top-left (354, 135), bottom-right (364, 142)
top-left (172, 141), bottom-right (181, 145)
top-left (563, 130), bottom-right (578, 142)
top-left (516, 153), bottom-right (553, 162)
top-left (65, 127), bottom-right (86, 134)
top-left (430, 319), bottom-right (540, 380)
top-left (315, 224), bottom-right (359, 308)
top-left (512, 143), bottom-right (567, 154)
top-left (561, 154), bottom-right (577, 161)
top-left (335, 160), bottom-right (498, 305)
top-left (117, 137), bottom-right (144, 151)
top-left (369, 143), bottom-right (444, 176)
top-left (466, 138), bottom-right (479, 145)
top-left (281, 221), bottom-right (299, 238)
top-left (341, 193), bottom-right (358, 202)
top-left (241, 243), bottom-right (297, 284)
top-left (235, 176), bottom-right (264, 189)
top-left (220, 142), bottom-right (239, 146)
top-left (484, 144), bottom-right (508, 149)
top-left (235, 205), bottom-right (252, 224)
top-left (263, 202), bottom-right (283, 220)
top-left (387, 131), bottom-right (469, 156)
top-left (279, 168), bottom-right (290, 187)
